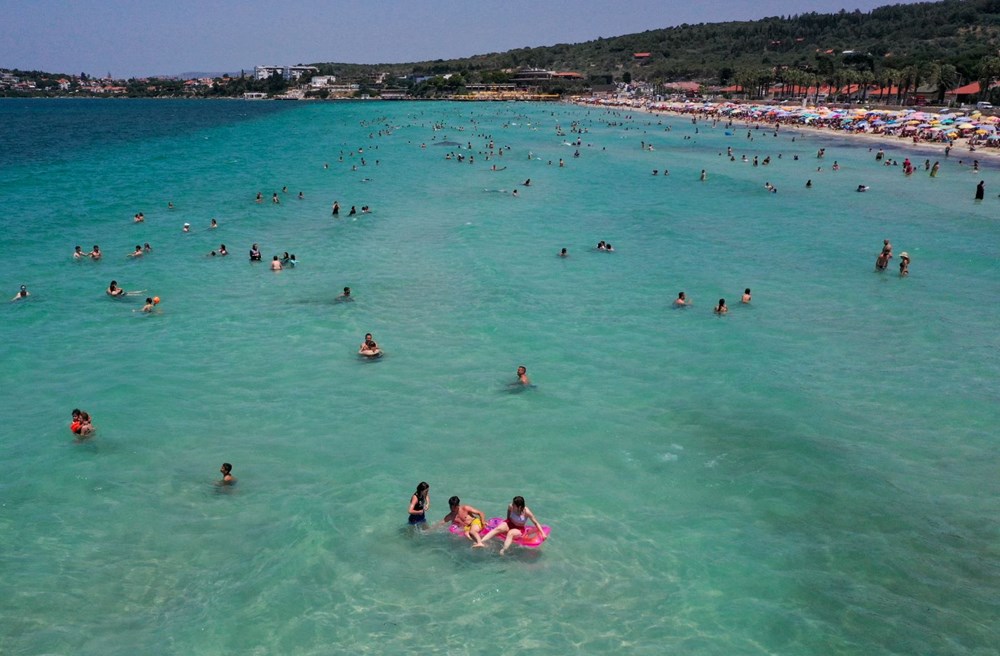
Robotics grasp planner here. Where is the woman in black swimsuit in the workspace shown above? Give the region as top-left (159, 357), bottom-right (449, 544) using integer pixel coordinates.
top-left (408, 482), bottom-right (429, 525)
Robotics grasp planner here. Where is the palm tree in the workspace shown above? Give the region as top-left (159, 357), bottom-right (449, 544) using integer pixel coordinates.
top-left (858, 70), bottom-right (876, 103)
top-left (977, 56), bottom-right (1000, 102)
top-left (880, 67), bottom-right (899, 105)
top-left (934, 64), bottom-right (958, 104)
top-left (840, 69), bottom-right (860, 103)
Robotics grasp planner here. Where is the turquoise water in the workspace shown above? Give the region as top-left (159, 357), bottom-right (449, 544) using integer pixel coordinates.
top-left (1, 98), bottom-right (997, 655)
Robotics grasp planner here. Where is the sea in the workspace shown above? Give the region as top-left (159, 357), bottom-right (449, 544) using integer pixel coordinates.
top-left (0, 98), bottom-right (997, 656)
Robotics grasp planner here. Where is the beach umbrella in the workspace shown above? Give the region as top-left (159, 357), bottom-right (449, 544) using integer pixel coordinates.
top-left (957, 123), bottom-right (976, 129)
top-left (917, 123), bottom-right (932, 128)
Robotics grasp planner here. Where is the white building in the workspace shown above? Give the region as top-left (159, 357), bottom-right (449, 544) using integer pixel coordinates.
top-left (310, 75), bottom-right (337, 88)
top-left (254, 65), bottom-right (319, 81)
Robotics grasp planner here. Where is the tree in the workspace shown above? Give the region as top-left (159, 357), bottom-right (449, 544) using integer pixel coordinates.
top-left (879, 67), bottom-right (899, 104)
top-left (977, 56), bottom-right (1000, 102)
top-left (266, 71), bottom-right (287, 95)
top-left (934, 63), bottom-right (958, 102)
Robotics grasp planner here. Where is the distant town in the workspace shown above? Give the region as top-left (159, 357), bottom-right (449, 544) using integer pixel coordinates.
top-left (0, 64), bottom-right (590, 101)
top-left (2, 61), bottom-right (992, 108)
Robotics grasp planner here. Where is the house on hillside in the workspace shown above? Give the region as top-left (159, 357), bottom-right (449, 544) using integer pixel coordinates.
top-left (310, 75), bottom-right (337, 88)
top-left (254, 65), bottom-right (319, 81)
top-left (513, 68), bottom-right (554, 83)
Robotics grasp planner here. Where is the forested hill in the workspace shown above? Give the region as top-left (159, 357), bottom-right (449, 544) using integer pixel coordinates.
top-left (315, 0), bottom-right (1000, 85)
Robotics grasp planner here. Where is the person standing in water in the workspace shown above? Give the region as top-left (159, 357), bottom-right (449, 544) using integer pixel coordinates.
top-left (516, 366), bottom-right (530, 385)
top-left (408, 482), bottom-right (430, 525)
top-left (975, 180), bottom-right (985, 200)
top-left (220, 463), bottom-right (236, 485)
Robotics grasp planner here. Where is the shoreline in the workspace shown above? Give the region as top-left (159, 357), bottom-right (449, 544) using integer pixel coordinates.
top-left (573, 98), bottom-right (1000, 166)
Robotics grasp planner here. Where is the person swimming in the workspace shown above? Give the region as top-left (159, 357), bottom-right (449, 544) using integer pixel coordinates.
top-left (714, 298), bottom-right (728, 314)
top-left (674, 291), bottom-right (689, 307)
top-left (107, 280), bottom-right (126, 297)
top-left (359, 333), bottom-right (381, 357)
top-left (440, 496), bottom-right (486, 547)
top-left (249, 244), bottom-right (262, 261)
top-left (479, 495), bottom-right (545, 555)
top-left (11, 284), bottom-right (29, 302)
top-left (71, 409), bottom-right (94, 437)
top-left (516, 365), bottom-right (530, 385)
top-left (220, 463), bottom-right (236, 485)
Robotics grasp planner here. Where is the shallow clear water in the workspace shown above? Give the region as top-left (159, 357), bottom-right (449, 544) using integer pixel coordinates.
top-left (1, 99), bottom-right (997, 655)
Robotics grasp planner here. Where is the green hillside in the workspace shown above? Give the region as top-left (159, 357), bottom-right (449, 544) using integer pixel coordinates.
top-left (6, 0), bottom-right (1000, 101)
top-left (312, 0), bottom-right (1000, 96)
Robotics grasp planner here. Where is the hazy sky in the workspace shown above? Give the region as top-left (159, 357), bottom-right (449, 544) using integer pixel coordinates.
top-left (2, 0), bottom-right (928, 78)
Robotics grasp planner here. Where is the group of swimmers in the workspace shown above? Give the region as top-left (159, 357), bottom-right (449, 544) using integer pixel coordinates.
top-left (875, 239), bottom-right (910, 276)
top-left (357, 329), bottom-right (528, 386)
top-left (269, 252), bottom-right (298, 271)
top-left (331, 201), bottom-right (369, 216)
top-left (673, 289), bottom-right (751, 314)
top-left (73, 245), bottom-right (103, 260)
top-left (408, 482), bottom-right (545, 555)
top-left (69, 408), bottom-right (95, 437)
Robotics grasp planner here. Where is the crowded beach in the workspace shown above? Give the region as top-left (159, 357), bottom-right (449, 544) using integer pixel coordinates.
top-left (578, 97), bottom-right (1000, 161)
